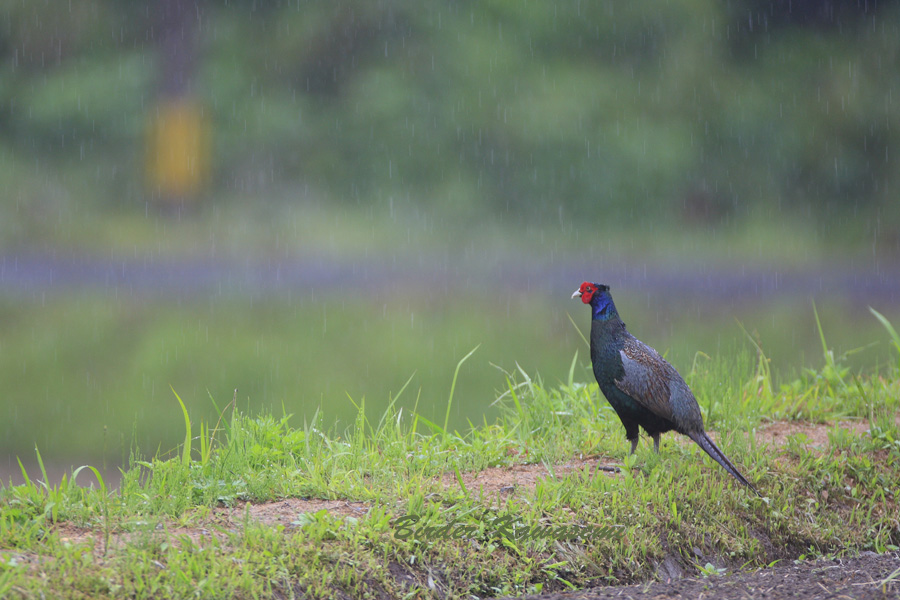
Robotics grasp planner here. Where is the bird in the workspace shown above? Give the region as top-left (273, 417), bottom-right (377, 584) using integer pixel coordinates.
top-left (572, 281), bottom-right (759, 495)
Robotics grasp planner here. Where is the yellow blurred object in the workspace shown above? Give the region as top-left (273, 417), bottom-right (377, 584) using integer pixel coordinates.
top-left (146, 99), bottom-right (209, 201)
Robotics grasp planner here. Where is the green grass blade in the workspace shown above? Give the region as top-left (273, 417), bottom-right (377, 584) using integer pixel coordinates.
top-left (72, 465), bottom-right (107, 494)
top-left (453, 465), bottom-right (469, 497)
top-left (812, 301), bottom-right (829, 358)
top-left (444, 345), bottom-right (480, 434)
top-left (207, 388), bottom-right (222, 418)
top-left (870, 307), bottom-right (900, 360)
top-left (199, 421), bottom-right (210, 464)
top-left (734, 317), bottom-right (775, 402)
top-left (16, 456), bottom-right (31, 486)
top-left (171, 387), bottom-right (192, 466)
top-left (507, 376), bottom-right (523, 418)
top-left (415, 413), bottom-right (445, 435)
top-left (34, 446), bottom-right (49, 487)
top-left (410, 388), bottom-right (422, 437)
top-left (346, 392), bottom-right (371, 439)
top-left (566, 351), bottom-right (578, 388)
top-left (567, 312), bottom-right (589, 348)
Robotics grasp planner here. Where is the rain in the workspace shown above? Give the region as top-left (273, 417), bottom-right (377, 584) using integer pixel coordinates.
top-left (1, 0), bottom-right (898, 489)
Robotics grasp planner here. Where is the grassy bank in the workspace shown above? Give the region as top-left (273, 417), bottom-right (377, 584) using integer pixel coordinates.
top-left (1, 317), bottom-right (898, 598)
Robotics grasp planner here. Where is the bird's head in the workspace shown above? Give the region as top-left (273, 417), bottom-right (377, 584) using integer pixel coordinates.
top-left (571, 281), bottom-right (608, 304)
top-left (572, 282), bottom-right (617, 320)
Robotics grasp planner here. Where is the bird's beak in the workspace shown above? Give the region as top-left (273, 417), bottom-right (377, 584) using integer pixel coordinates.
top-left (571, 289), bottom-right (582, 299)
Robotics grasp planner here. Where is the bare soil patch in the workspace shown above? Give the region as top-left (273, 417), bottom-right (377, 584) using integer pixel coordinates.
top-left (756, 418), bottom-right (873, 448)
top-left (216, 497), bottom-right (371, 525)
top-left (436, 456), bottom-right (617, 500)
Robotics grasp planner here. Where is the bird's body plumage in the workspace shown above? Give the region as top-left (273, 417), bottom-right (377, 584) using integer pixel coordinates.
top-left (574, 282), bottom-right (759, 495)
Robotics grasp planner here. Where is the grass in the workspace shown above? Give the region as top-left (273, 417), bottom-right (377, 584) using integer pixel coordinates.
top-left (0, 314), bottom-right (899, 598)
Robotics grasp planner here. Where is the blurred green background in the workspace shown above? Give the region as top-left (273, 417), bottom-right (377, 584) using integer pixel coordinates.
top-left (2, 0), bottom-right (900, 482)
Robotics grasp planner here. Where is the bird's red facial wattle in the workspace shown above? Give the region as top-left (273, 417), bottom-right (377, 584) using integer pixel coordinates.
top-left (574, 281), bottom-right (597, 304)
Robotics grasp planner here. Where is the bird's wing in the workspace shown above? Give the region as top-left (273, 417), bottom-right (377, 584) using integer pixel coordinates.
top-left (613, 339), bottom-right (678, 421)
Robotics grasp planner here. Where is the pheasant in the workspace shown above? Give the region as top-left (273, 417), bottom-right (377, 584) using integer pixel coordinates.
top-left (573, 281), bottom-right (759, 494)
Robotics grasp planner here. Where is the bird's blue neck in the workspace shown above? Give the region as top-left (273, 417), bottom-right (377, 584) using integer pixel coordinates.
top-left (590, 293), bottom-right (619, 321)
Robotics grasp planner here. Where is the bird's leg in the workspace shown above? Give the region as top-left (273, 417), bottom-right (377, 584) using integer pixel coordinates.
top-left (629, 437), bottom-right (639, 454)
top-left (652, 434), bottom-right (661, 454)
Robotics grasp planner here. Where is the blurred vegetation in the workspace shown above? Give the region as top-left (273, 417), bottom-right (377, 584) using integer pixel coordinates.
top-left (1, 0), bottom-right (899, 247)
top-left (2, 1), bottom-right (900, 469)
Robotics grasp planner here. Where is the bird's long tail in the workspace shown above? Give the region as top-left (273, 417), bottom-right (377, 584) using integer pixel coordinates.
top-left (687, 430), bottom-right (761, 497)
